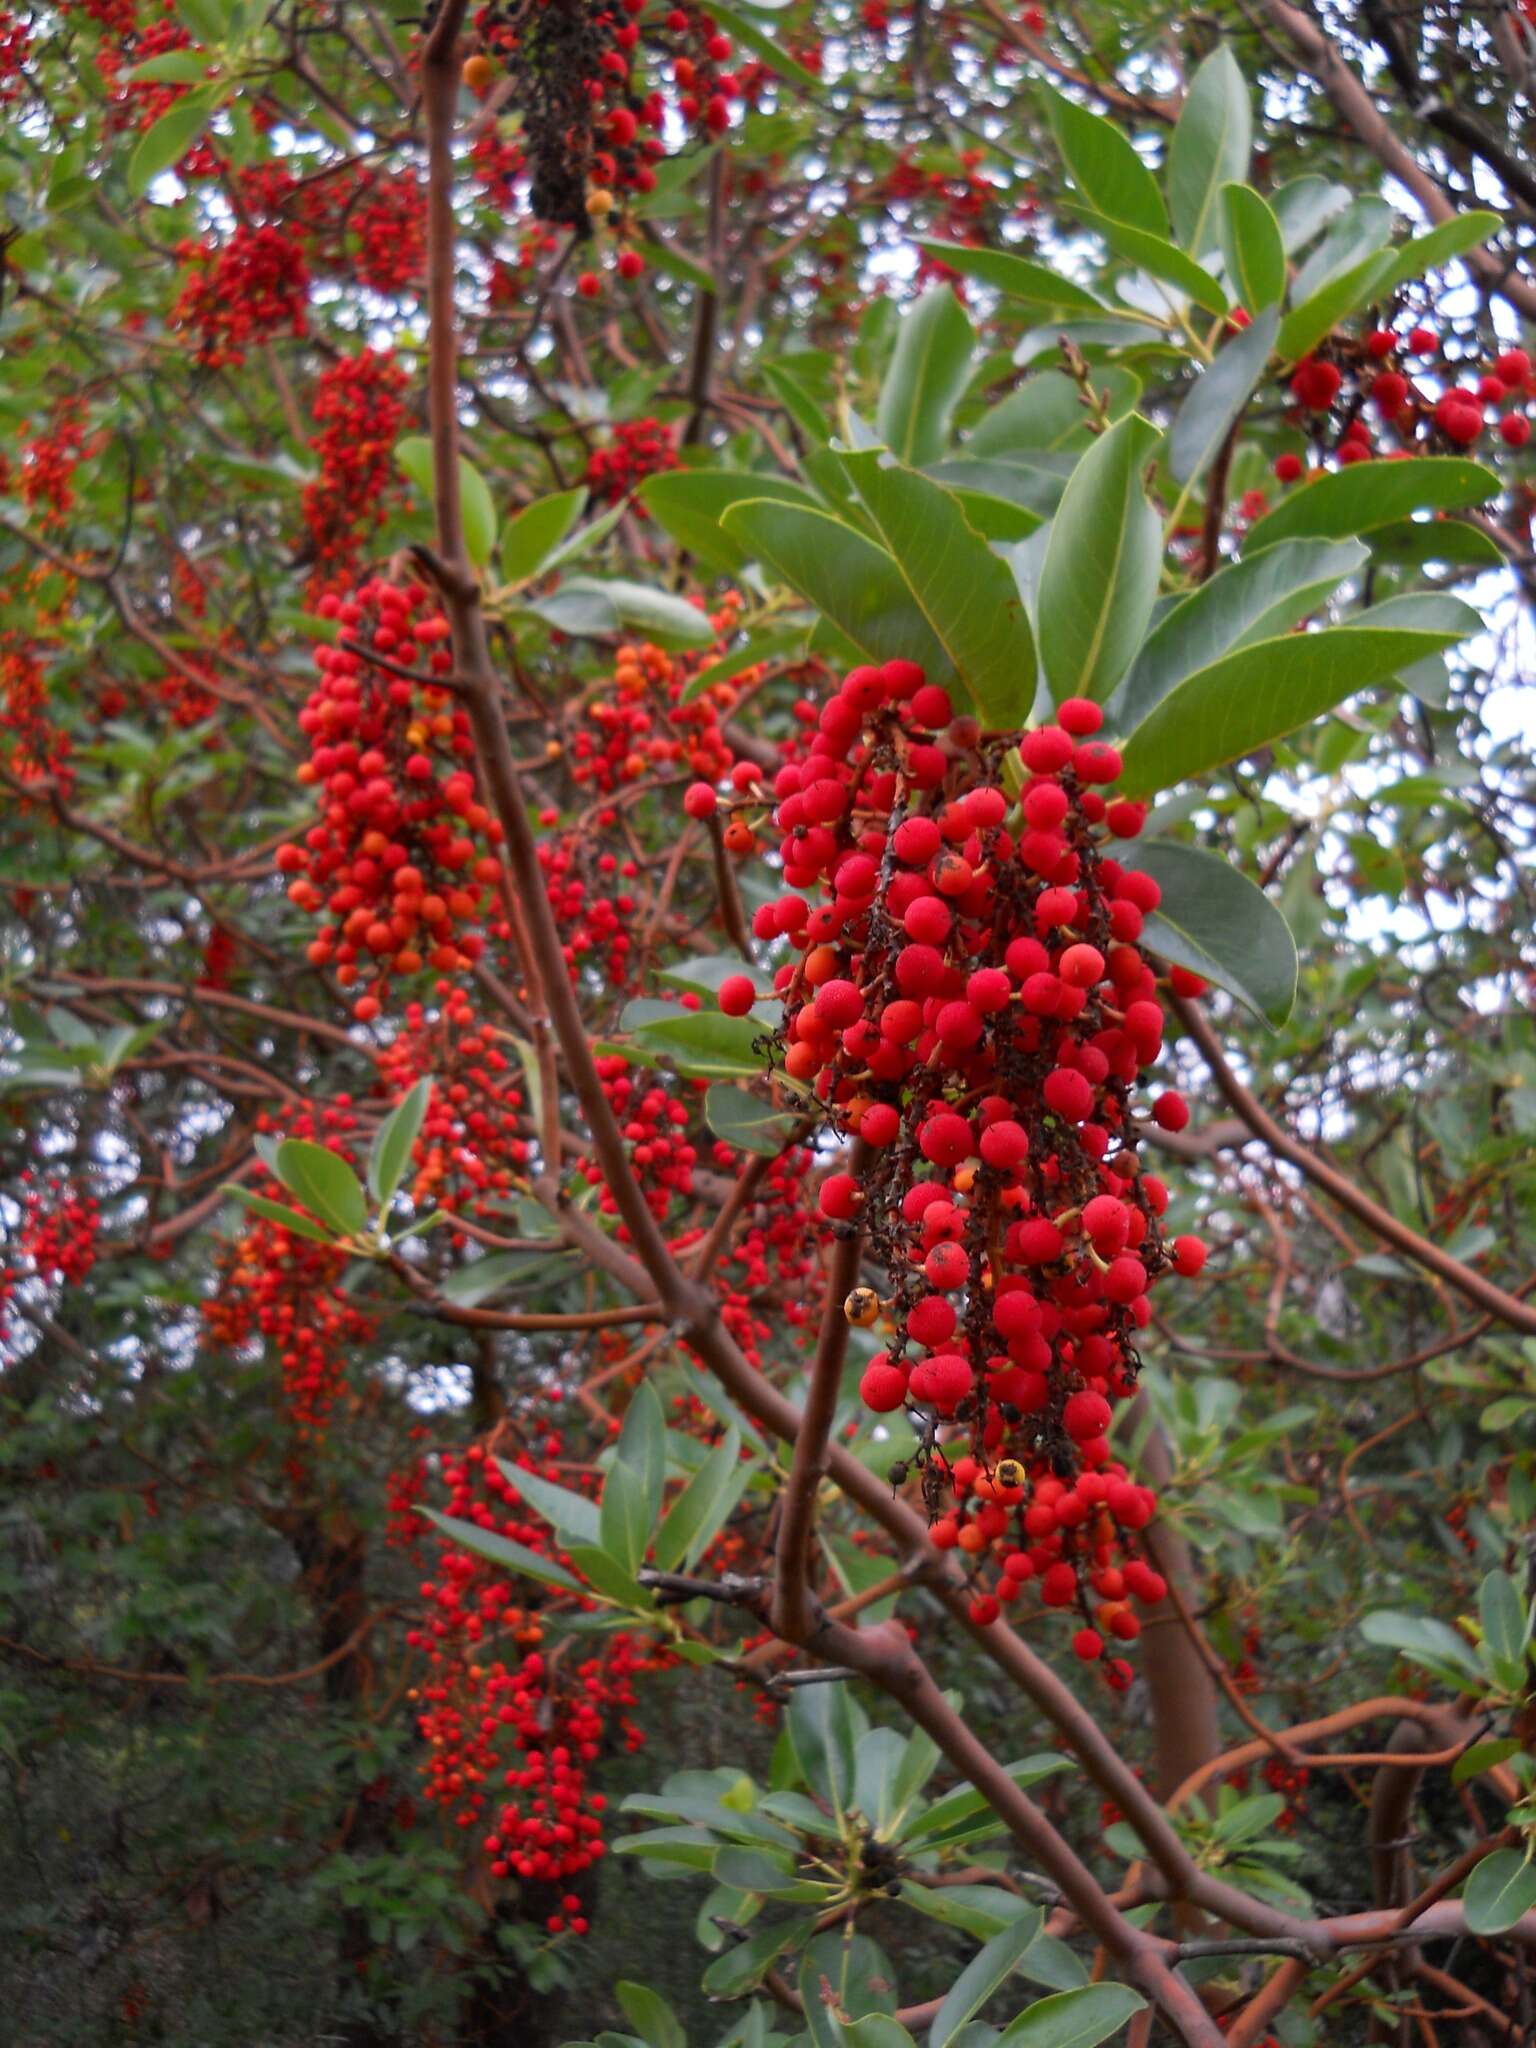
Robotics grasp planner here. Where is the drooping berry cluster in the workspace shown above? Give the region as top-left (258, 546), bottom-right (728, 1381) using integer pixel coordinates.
top-left (401, 1441), bottom-right (652, 1927)
top-left (301, 350), bottom-right (409, 598)
top-left (1279, 324), bottom-right (1534, 474)
top-left (1, 1178), bottom-right (100, 1325)
top-left (172, 222), bottom-right (310, 368)
top-left (714, 664), bottom-right (1207, 1659)
top-left (584, 417), bottom-right (681, 507)
top-left (278, 580), bottom-right (507, 1023)
top-left (203, 1102), bottom-right (375, 1445)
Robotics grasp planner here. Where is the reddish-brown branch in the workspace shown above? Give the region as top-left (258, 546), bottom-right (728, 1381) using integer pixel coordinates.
top-left (1173, 994), bottom-right (1536, 1334)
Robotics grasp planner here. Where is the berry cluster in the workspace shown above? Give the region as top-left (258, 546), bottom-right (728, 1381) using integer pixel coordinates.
top-left (278, 580), bottom-right (507, 1023)
top-left (584, 417), bottom-right (681, 507)
top-left (402, 1442), bottom-right (651, 1926)
top-left (1, 1178), bottom-right (100, 1324)
top-left (172, 222), bottom-right (309, 368)
top-left (301, 350), bottom-right (409, 599)
top-left (204, 1102), bottom-right (377, 1445)
top-left (1280, 325), bottom-right (1534, 474)
top-left (713, 664), bottom-right (1207, 1658)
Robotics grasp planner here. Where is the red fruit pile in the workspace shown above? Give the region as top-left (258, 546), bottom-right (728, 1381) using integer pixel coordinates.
top-left (301, 349), bottom-right (409, 599)
top-left (584, 416), bottom-right (681, 507)
top-left (278, 579), bottom-right (507, 1023)
top-left (716, 663), bottom-right (1208, 1657)
top-left (1279, 329), bottom-right (1534, 472)
top-left (401, 1441), bottom-right (651, 1926)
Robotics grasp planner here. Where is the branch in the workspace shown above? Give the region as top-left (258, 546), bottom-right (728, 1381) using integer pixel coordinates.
top-left (1173, 992), bottom-right (1536, 1335)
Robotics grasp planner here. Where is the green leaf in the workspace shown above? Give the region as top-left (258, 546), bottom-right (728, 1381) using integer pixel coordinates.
top-left (707, 2), bottom-right (822, 89)
top-left (1277, 250), bottom-right (1397, 363)
top-left (681, 622), bottom-right (811, 704)
top-left (967, 368), bottom-right (1142, 455)
top-left (1115, 605), bottom-right (1479, 797)
top-left (876, 286), bottom-right (976, 468)
top-left (927, 453), bottom-right (1074, 522)
top-left (1359, 1608), bottom-right (1483, 1681)
top-left (494, 1457), bottom-right (603, 1548)
top-left (1165, 46), bottom-right (1251, 255)
top-left (838, 2022), bottom-right (918, 2048)
top-left (1270, 177), bottom-right (1352, 254)
top-left (223, 1186), bottom-right (338, 1246)
top-left (899, 1882), bottom-right (1033, 1942)
top-left (581, 578), bottom-right (716, 648)
top-left (915, 242), bottom-right (1109, 318)
top-left (273, 1139), bottom-right (369, 1239)
top-left (1167, 306), bottom-right (1277, 488)
top-left (1044, 86), bottom-right (1167, 235)
top-left (1479, 1570), bottom-right (1530, 1693)
top-left (787, 1680), bottom-right (862, 1814)
top-left (704, 1084), bottom-right (802, 1158)
top-left (1371, 210), bottom-right (1502, 298)
top-left (522, 581), bottom-right (620, 637)
top-left (368, 1077), bottom-right (432, 1208)
top-left (420, 1509), bottom-right (583, 1594)
top-left (905, 1758), bottom-right (1076, 1847)
top-left (625, 1005), bottom-right (771, 1081)
top-left (601, 1380), bottom-right (667, 1573)
top-left (1122, 840), bottom-right (1297, 1028)
top-left (1219, 184), bottom-right (1285, 312)
top-left (640, 470), bottom-right (822, 575)
top-left (1070, 209), bottom-right (1228, 316)
top-left (721, 500), bottom-right (954, 686)
top-left (499, 488), bottom-right (588, 586)
top-left (701, 1918), bottom-right (810, 1998)
top-left (1464, 1848), bottom-right (1536, 1935)
top-left (1242, 457), bottom-right (1499, 552)
top-left (996, 1985), bottom-right (1148, 2047)
top-left (616, 1982), bottom-right (686, 2048)
top-left (928, 1915), bottom-right (1041, 2048)
top-left (838, 450), bottom-right (1037, 726)
top-left (1452, 1738), bottom-right (1522, 1786)
top-left (1037, 413), bottom-right (1160, 705)
top-left (437, 1247), bottom-right (574, 1306)
top-left (1112, 536), bottom-right (1367, 731)
top-left (653, 1427), bottom-right (748, 1573)
top-left (126, 90), bottom-right (218, 195)
top-left (125, 49), bottom-right (212, 83)
top-left (396, 437), bottom-right (498, 568)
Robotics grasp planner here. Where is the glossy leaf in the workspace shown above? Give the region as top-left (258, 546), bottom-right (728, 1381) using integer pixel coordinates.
top-left (223, 1186), bottom-right (337, 1246)
top-left (127, 89), bottom-right (218, 195)
top-left (996, 1985), bottom-right (1148, 2047)
top-left (915, 241), bottom-right (1110, 317)
top-left (1071, 209), bottom-right (1228, 316)
top-left (494, 1457), bottom-right (604, 1548)
top-left (615, 1981), bottom-right (686, 2048)
top-left (499, 487), bottom-right (588, 585)
top-left (421, 1509), bottom-right (583, 1595)
top-left (1165, 46), bottom-right (1251, 255)
top-left (1123, 840), bottom-right (1298, 1028)
top-left (396, 437), bottom-right (498, 568)
top-left (1111, 535), bottom-right (1367, 731)
top-left (839, 449), bottom-right (1037, 726)
top-left (1115, 603), bottom-right (1478, 797)
top-left (1219, 183), bottom-right (1285, 312)
top-left (876, 286), bottom-right (977, 467)
top-left (367, 1076), bottom-right (431, 1207)
top-left (1270, 176), bottom-right (1352, 254)
top-left (640, 468), bottom-right (822, 575)
top-left (652, 1426), bottom-right (748, 1573)
top-left (1359, 1607), bottom-right (1484, 1680)
top-left (273, 1139), bottom-right (368, 1239)
top-left (1166, 306), bottom-right (1277, 487)
top-left (600, 1378), bottom-right (668, 1574)
top-left (704, 1083), bottom-right (802, 1157)
top-left (1037, 412), bottom-right (1160, 705)
top-left (585, 578), bottom-right (716, 648)
top-left (1478, 1570), bottom-right (1529, 1692)
top-left (1044, 86), bottom-right (1167, 235)
top-left (1464, 1848), bottom-right (1536, 1935)
top-left (1242, 457), bottom-right (1498, 551)
top-left (721, 499), bottom-right (954, 683)
top-left (928, 1915), bottom-right (1040, 2048)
